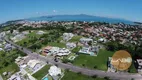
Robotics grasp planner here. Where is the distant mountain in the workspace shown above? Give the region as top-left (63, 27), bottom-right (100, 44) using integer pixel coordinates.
top-left (26, 14), bottom-right (134, 24)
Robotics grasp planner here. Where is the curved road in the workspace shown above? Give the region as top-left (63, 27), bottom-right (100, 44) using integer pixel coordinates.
top-left (4, 38), bottom-right (142, 80)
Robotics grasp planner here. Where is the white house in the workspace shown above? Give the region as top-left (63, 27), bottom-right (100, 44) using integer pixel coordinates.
top-left (4, 44), bottom-right (12, 51)
top-left (37, 31), bottom-right (45, 35)
top-left (79, 46), bottom-right (99, 56)
top-left (13, 30), bottom-right (19, 35)
top-left (8, 73), bottom-right (22, 80)
top-left (27, 60), bottom-right (43, 71)
top-left (63, 33), bottom-right (74, 41)
top-left (11, 34), bottom-right (26, 42)
top-left (66, 42), bottom-right (76, 49)
top-left (0, 48), bottom-right (3, 51)
top-left (136, 59), bottom-right (142, 74)
top-left (0, 32), bottom-right (6, 38)
top-left (80, 38), bottom-right (93, 44)
top-left (48, 66), bottom-right (61, 76)
top-left (43, 46), bottom-right (71, 56)
top-left (98, 38), bottom-right (107, 43)
top-left (0, 43), bottom-right (2, 47)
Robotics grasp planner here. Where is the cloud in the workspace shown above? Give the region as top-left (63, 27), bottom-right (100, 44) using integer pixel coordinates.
top-left (53, 10), bottom-right (57, 13)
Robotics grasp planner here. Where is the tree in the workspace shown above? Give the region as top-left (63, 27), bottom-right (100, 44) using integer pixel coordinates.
top-left (94, 65), bottom-right (97, 69)
top-left (92, 75), bottom-right (97, 78)
top-left (104, 76), bottom-right (110, 80)
top-left (10, 29), bottom-right (13, 33)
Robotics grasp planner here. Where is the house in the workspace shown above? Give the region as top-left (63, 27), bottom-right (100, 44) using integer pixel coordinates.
top-left (80, 37), bottom-right (93, 45)
top-left (66, 42), bottom-right (76, 49)
top-left (43, 46), bottom-right (71, 56)
top-left (15, 56), bottom-right (29, 68)
top-left (107, 57), bottom-right (116, 72)
top-left (4, 44), bottom-right (12, 51)
top-left (79, 46), bottom-right (99, 56)
top-left (11, 34), bottom-right (26, 42)
top-left (0, 43), bottom-right (2, 47)
top-left (8, 73), bottom-right (22, 80)
top-left (135, 59), bottom-right (142, 74)
top-left (98, 38), bottom-right (107, 43)
top-left (27, 60), bottom-right (43, 71)
top-left (37, 30), bottom-right (45, 35)
top-left (0, 48), bottom-right (3, 51)
top-left (22, 31), bottom-right (29, 35)
top-left (48, 66), bottom-right (61, 76)
top-left (12, 30), bottom-right (19, 35)
top-left (63, 33), bottom-right (74, 41)
top-left (0, 32), bottom-right (6, 38)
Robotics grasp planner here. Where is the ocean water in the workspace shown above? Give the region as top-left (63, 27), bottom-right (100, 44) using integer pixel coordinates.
top-left (27, 15), bottom-right (134, 24)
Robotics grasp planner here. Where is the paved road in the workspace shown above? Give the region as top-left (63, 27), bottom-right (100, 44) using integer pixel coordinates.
top-left (4, 38), bottom-right (142, 80)
top-left (0, 75), bottom-right (3, 80)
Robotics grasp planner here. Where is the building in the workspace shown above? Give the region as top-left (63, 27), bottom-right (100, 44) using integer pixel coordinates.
top-left (4, 44), bottom-right (12, 51)
top-left (135, 59), bottom-right (142, 74)
top-left (66, 42), bottom-right (76, 49)
top-left (107, 57), bottom-right (116, 72)
top-left (63, 33), bottom-right (74, 41)
top-left (11, 34), bottom-right (26, 42)
top-left (43, 46), bottom-right (71, 56)
top-left (27, 60), bottom-right (43, 71)
top-left (37, 30), bottom-right (45, 35)
top-left (0, 48), bottom-right (3, 51)
top-left (80, 37), bottom-right (93, 45)
top-left (79, 46), bottom-right (99, 56)
top-left (48, 66), bottom-right (61, 76)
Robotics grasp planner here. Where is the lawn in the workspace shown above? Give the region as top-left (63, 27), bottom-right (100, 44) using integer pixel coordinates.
top-left (61, 70), bottom-right (105, 80)
top-left (73, 49), bottom-right (115, 71)
top-left (32, 65), bottom-right (50, 80)
top-left (48, 42), bottom-right (66, 48)
top-left (69, 36), bottom-right (83, 42)
top-left (71, 46), bottom-right (82, 53)
top-left (129, 62), bottom-right (137, 73)
top-left (16, 31), bottom-right (42, 47)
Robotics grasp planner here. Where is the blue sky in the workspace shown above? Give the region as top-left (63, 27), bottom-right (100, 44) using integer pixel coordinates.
top-left (0, 0), bottom-right (142, 23)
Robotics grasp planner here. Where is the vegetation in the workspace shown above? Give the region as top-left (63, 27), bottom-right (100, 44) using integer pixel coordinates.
top-left (129, 62), bottom-right (137, 73)
top-left (0, 63), bottom-right (19, 80)
top-left (72, 46), bottom-right (82, 53)
top-left (61, 70), bottom-right (105, 80)
top-left (69, 36), bottom-right (83, 42)
top-left (32, 65), bottom-right (50, 80)
top-left (48, 42), bottom-right (66, 48)
top-left (73, 49), bottom-right (114, 71)
top-left (0, 49), bottom-right (26, 70)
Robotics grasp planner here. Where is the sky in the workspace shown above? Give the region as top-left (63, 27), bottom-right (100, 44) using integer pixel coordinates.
top-left (0, 0), bottom-right (142, 23)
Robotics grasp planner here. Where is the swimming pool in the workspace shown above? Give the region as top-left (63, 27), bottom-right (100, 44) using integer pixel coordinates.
top-left (42, 77), bottom-right (48, 80)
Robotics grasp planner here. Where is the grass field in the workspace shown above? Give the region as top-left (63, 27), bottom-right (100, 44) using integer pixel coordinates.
top-left (73, 49), bottom-right (137, 72)
top-left (32, 65), bottom-right (50, 80)
top-left (69, 36), bottom-right (83, 42)
top-left (16, 31), bottom-right (43, 47)
top-left (61, 70), bottom-right (105, 80)
top-left (73, 49), bottom-right (115, 71)
top-left (48, 42), bottom-right (66, 48)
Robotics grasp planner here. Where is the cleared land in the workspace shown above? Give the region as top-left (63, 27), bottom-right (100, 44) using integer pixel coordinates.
top-left (73, 49), bottom-right (137, 72)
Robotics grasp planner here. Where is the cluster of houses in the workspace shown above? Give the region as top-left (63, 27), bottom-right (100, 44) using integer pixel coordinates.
top-left (10, 30), bottom-right (29, 42)
top-left (7, 55), bottom-right (64, 80)
top-left (73, 24), bottom-right (142, 45)
top-left (7, 56), bottom-right (46, 80)
top-left (63, 33), bottom-right (74, 41)
top-left (42, 46), bottom-right (71, 56)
